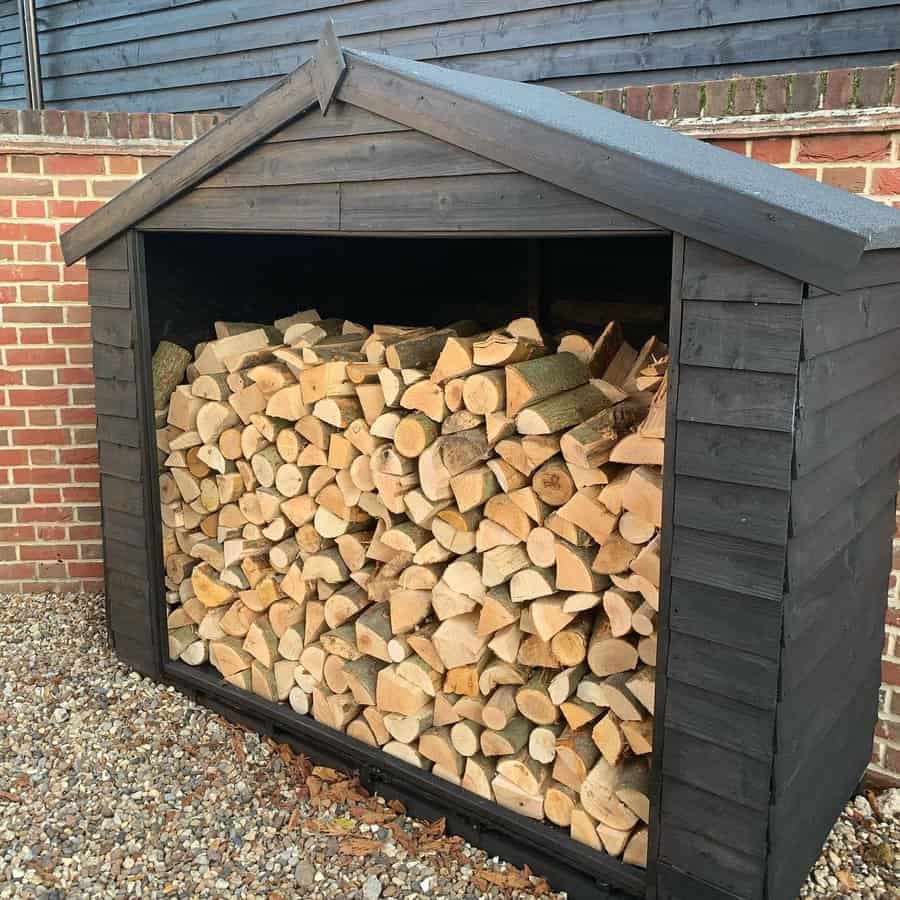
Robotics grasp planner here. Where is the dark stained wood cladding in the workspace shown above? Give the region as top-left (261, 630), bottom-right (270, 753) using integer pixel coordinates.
top-left (87, 233), bottom-right (159, 678)
top-left (768, 263), bottom-right (900, 900)
top-left (13, 1), bottom-right (900, 111)
top-left (139, 114), bottom-right (660, 236)
top-left (652, 239), bottom-right (799, 900)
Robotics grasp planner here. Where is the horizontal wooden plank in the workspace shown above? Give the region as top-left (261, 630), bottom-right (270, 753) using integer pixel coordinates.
top-left (106, 567), bottom-right (150, 604)
top-left (666, 631), bottom-right (778, 711)
top-left (777, 665), bottom-right (881, 805)
top-left (92, 343), bottom-right (135, 382)
top-left (106, 565), bottom-right (156, 628)
top-left (657, 863), bottom-right (750, 900)
top-left (661, 778), bottom-right (767, 859)
top-left (677, 366), bottom-right (796, 433)
top-left (270, 101), bottom-right (409, 142)
top-left (787, 462), bottom-right (898, 587)
top-left (795, 368), bottom-right (900, 476)
top-left (38, 3), bottom-right (898, 118)
top-left (40, 0), bottom-right (889, 73)
top-left (662, 727), bottom-right (771, 811)
top-left (784, 500), bottom-right (894, 643)
top-left (803, 281), bottom-right (900, 356)
top-left (783, 534), bottom-right (891, 696)
top-left (105, 536), bottom-right (147, 579)
top-left (674, 475), bottom-right (789, 547)
top-left (103, 508), bottom-right (147, 549)
top-left (101, 473), bottom-right (143, 516)
top-left (96, 413), bottom-right (141, 448)
top-left (668, 577), bottom-right (782, 661)
top-left (87, 236), bottom-right (128, 271)
top-left (140, 184), bottom-right (341, 233)
top-left (800, 325), bottom-right (900, 414)
top-left (807, 249), bottom-right (900, 294)
top-left (339, 172), bottom-right (659, 233)
top-left (664, 680), bottom-right (774, 763)
top-left (203, 131), bottom-right (512, 188)
top-left (91, 306), bottom-right (133, 348)
top-left (88, 267), bottom-right (131, 309)
top-left (108, 632), bottom-right (160, 678)
top-left (674, 421), bottom-right (792, 491)
top-left (768, 692), bottom-right (876, 900)
top-left (790, 413), bottom-right (900, 531)
top-left (107, 585), bottom-right (154, 644)
top-left (680, 300), bottom-right (801, 374)
top-left (776, 620), bottom-right (882, 783)
top-left (98, 441), bottom-right (143, 482)
top-left (658, 822), bottom-right (763, 900)
top-left (671, 526), bottom-right (785, 602)
top-left (682, 241), bottom-right (802, 303)
top-left (95, 377), bottom-right (137, 418)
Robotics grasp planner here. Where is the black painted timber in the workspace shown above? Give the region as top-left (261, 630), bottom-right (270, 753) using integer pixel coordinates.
top-left (75, 61), bottom-right (900, 900)
top-left (766, 261), bottom-right (900, 900)
top-left (9, 2), bottom-right (898, 112)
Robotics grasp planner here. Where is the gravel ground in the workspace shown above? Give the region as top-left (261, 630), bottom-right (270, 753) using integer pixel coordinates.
top-left (0, 591), bottom-right (898, 900)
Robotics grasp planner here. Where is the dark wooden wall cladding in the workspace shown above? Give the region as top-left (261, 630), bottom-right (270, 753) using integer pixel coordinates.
top-left (767, 270), bottom-right (900, 900)
top-left (88, 232), bottom-right (159, 679)
top-left (649, 238), bottom-right (801, 900)
top-left (5, 0), bottom-right (899, 110)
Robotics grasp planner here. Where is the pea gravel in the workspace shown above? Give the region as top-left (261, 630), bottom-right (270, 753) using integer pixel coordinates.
top-left (0, 591), bottom-right (898, 899)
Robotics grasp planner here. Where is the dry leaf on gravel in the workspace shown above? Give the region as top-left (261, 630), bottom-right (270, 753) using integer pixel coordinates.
top-left (339, 837), bottom-right (383, 855)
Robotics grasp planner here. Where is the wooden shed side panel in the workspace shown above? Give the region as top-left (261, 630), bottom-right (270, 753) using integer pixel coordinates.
top-left (652, 240), bottom-right (800, 900)
top-left (87, 234), bottom-right (159, 677)
top-left (769, 274), bottom-right (900, 900)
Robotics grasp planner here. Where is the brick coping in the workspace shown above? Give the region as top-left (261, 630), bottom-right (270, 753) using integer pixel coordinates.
top-left (0, 63), bottom-right (896, 146)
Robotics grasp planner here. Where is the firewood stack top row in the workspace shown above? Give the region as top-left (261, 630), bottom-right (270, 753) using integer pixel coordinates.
top-left (157, 309), bottom-right (667, 869)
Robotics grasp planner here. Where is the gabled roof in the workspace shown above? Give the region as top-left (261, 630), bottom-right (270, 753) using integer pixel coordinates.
top-left (62, 23), bottom-right (900, 291)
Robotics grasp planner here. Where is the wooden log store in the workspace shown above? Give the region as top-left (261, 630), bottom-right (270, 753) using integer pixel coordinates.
top-left (61, 25), bottom-right (900, 900)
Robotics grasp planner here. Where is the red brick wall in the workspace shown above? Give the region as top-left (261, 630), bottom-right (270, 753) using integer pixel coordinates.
top-left (0, 110), bottom-right (220, 592)
top-left (0, 69), bottom-right (897, 780)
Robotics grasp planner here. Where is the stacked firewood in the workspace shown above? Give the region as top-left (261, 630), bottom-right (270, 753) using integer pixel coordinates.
top-left (156, 310), bottom-right (667, 868)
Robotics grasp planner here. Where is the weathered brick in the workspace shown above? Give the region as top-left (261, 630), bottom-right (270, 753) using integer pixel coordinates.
top-left (857, 67), bottom-right (892, 108)
top-left (0, 487), bottom-right (30, 504)
top-left (10, 155), bottom-right (40, 174)
top-left (704, 80), bottom-right (731, 116)
top-left (173, 113), bottom-right (194, 140)
top-left (86, 111), bottom-right (109, 139)
top-left (650, 84), bottom-right (674, 120)
top-left (0, 177), bottom-right (53, 196)
top-left (676, 83), bottom-right (701, 118)
top-left (624, 86), bottom-right (649, 120)
top-left (732, 78), bottom-right (757, 115)
top-left (708, 139), bottom-right (746, 155)
top-left (824, 69), bottom-right (853, 109)
top-left (129, 113), bottom-right (150, 140)
top-left (0, 110), bottom-right (19, 134)
top-left (62, 111), bottom-right (86, 138)
top-left (789, 72), bottom-right (821, 112)
top-left (45, 155), bottom-right (105, 176)
top-left (822, 166), bottom-right (867, 192)
top-left (760, 75), bottom-right (789, 114)
top-left (873, 168), bottom-right (900, 195)
top-left (108, 112), bottom-right (130, 140)
top-left (797, 134), bottom-right (892, 162)
top-left (151, 113), bottom-right (173, 139)
top-left (750, 138), bottom-right (793, 164)
top-left (106, 156), bottom-right (140, 175)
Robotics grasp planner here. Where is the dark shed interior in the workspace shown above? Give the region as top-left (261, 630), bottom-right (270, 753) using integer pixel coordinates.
top-left (144, 232), bottom-right (673, 353)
